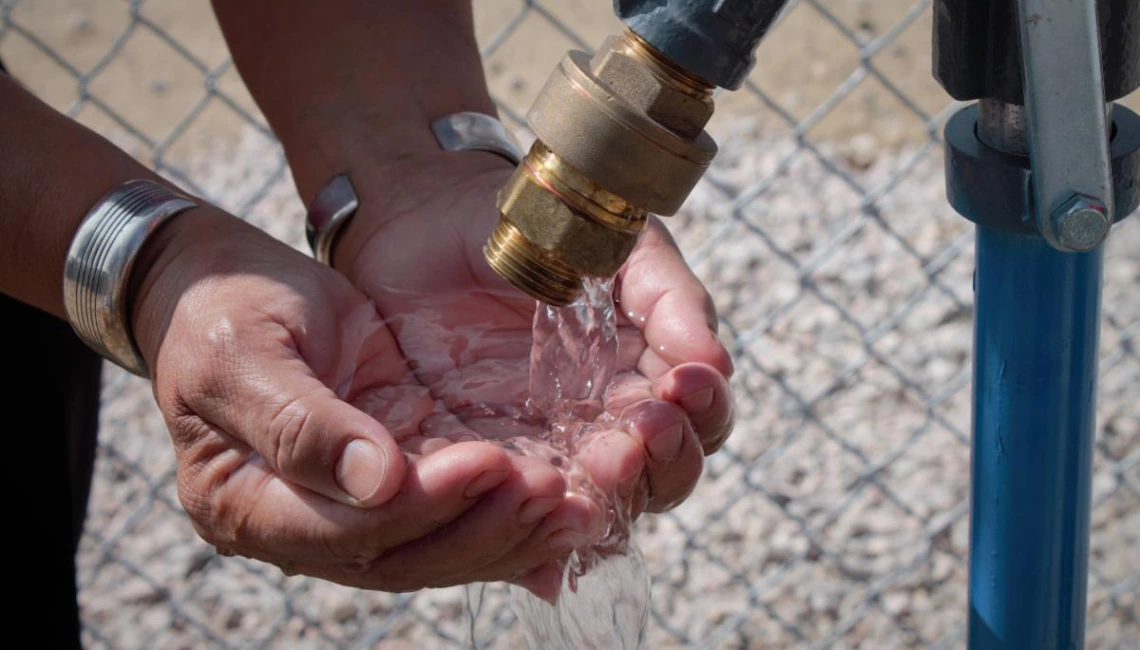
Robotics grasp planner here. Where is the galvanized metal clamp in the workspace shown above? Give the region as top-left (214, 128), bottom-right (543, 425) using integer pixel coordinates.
top-left (1016, 0), bottom-right (1115, 252)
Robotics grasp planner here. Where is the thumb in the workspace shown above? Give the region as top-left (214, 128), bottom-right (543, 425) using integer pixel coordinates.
top-left (128, 206), bottom-right (406, 507)
top-left (186, 344), bottom-right (406, 508)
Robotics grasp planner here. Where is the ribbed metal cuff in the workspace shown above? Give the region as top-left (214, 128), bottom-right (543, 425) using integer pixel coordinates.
top-left (63, 179), bottom-right (198, 377)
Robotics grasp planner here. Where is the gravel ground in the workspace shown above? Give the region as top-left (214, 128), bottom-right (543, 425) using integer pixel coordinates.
top-left (77, 118), bottom-right (1140, 650)
top-left (2, 0), bottom-right (1136, 648)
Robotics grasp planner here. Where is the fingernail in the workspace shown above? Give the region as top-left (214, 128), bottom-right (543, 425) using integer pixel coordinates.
top-left (646, 423), bottom-right (684, 462)
top-left (518, 497), bottom-right (561, 523)
top-left (679, 386), bottom-right (715, 413)
top-left (336, 439), bottom-right (388, 503)
top-left (464, 470), bottom-right (510, 498)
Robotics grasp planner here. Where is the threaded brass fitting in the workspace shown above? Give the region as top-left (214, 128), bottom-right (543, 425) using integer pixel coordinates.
top-left (484, 30), bottom-right (718, 305)
top-left (488, 141), bottom-right (648, 305)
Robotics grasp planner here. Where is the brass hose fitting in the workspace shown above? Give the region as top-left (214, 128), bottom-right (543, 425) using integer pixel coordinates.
top-left (485, 30), bottom-right (718, 305)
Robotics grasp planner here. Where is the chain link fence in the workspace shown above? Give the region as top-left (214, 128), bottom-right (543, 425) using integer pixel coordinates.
top-left (2, 0), bottom-right (1137, 648)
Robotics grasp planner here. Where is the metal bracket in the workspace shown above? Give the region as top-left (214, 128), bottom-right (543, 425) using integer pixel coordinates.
top-left (1016, 0), bottom-right (1114, 252)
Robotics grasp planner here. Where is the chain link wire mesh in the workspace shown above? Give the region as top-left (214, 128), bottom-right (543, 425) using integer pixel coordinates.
top-left (2, 0), bottom-right (1137, 647)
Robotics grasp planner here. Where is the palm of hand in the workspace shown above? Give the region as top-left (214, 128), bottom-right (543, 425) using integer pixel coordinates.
top-left (340, 149), bottom-right (734, 512)
top-left (142, 149), bottom-right (732, 598)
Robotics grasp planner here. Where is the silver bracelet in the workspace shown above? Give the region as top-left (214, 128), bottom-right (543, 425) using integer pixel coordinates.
top-left (63, 179), bottom-right (198, 377)
top-left (430, 111), bottom-right (525, 165)
top-left (304, 111), bottom-right (524, 265)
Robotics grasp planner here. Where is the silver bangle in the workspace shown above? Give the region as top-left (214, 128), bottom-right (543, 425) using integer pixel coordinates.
top-left (63, 179), bottom-right (198, 377)
top-left (430, 111), bottom-right (524, 166)
top-left (304, 111), bottom-right (524, 265)
top-left (304, 174), bottom-right (359, 266)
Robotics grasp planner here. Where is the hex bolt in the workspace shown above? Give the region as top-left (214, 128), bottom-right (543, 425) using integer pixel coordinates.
top-left (1052, 194), bottom-right (1110, 252)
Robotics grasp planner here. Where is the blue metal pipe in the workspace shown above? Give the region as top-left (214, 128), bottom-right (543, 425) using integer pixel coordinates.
top-left (968, 226), bottom-right (1102, 650)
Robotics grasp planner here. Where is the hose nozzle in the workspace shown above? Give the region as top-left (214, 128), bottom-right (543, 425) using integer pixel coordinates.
top-left (485, 31), bottom-right (718, 305)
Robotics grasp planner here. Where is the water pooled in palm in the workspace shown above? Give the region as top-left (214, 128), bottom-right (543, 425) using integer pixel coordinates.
top-left (465, 277), bottom-right (650, 649)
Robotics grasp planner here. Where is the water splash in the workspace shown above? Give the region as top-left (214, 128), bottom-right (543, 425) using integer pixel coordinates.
top-left (464, 277), bottom-right (650, 649)
top-left (512, 277), bottom-right (649, 649)
top-left (510, 547), bottom-right (648, 650)
top-left (527, 278), bottom-right (617, 420)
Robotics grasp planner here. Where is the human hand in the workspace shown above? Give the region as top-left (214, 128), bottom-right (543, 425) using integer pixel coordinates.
top-left (129, 205), bottom-right (593, 591)
top-left (328, 149), bottom-right (736, 595)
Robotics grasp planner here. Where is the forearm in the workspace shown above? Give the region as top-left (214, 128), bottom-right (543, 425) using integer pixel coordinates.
top-left (0, 74), bottom-right (167, 318)
top-left (211, 0), bottom-right (496, 202)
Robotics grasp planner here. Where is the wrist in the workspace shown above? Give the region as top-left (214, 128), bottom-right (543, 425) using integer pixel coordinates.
top-left (274, 69), bottom-right (499, 207)
top-left (323, 147), bottom-right (504, 279)
top-left (301, 114), bottom-right (523, 282)
top-left (129, 206), bottom-right (249, 369)
top-left (280, 113), bottom-right (454, 205)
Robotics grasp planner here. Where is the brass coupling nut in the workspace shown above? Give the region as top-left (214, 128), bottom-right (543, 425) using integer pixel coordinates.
top-left (485, 30), bottom-right (718, 305)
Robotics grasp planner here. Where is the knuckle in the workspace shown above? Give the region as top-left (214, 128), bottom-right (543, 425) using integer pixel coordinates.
top-left (163, 406), bottom-right (209, 450)
top-left (176, 478), bottom-right (217, 544)
top-left (191, 322), bottom-right (243, 390)
top-left (178, 450), bottom-right (259, 551)
top-left (171, 430), bottom-right (228, 527)
top-left (177, 471), bottom-right (243, 551)
top-left (267, 394), bottom-right (315, 479)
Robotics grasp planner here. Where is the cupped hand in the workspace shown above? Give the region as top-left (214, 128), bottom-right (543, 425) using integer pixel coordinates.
top-left (329, 150), bottom-right (736, 596)
top-left (130, 205), bottom-right (593, 591)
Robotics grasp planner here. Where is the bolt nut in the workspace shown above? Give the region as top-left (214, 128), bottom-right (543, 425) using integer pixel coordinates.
top-left (1052, 194), bottom-right (1110, 252)
top-left (526, 49), bottom-right (716, 215)
top-left (590, 35), bottom-right (714, 139)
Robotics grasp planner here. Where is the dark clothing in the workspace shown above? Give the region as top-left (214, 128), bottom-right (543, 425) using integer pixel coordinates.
top-left (2, 57), bottom-right (100, 650)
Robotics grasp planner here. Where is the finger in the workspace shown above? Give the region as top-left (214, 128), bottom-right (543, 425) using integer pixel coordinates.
top-left (183, 327), bottom-right (406, 507)
top-left (510, 562), bottom-right (565, 604)
top-left (398, 435), bottom-right (454, 455)
top-left (618, 399), bottom-right (705, 513)
top-left (632, 341), bottom-right (674, 380)
top-left (617, 219), bottom-right (733, 376)
top-left (616, 325), bottom-right (649, 371)
top-left (455, 492), bottom-right (604, 584)
top-left (653, 362), bottom-right (735, 455)
top-left (605, 373), bottom-right (704, 510)
top-left (458, 432), bottom-right (648, 586)
top-left (364, 455), bottom-right (567, 590)
top-left (181, 432), bottom-right (515, 569)
top-left (573, 429), bottom-right (645, 517)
